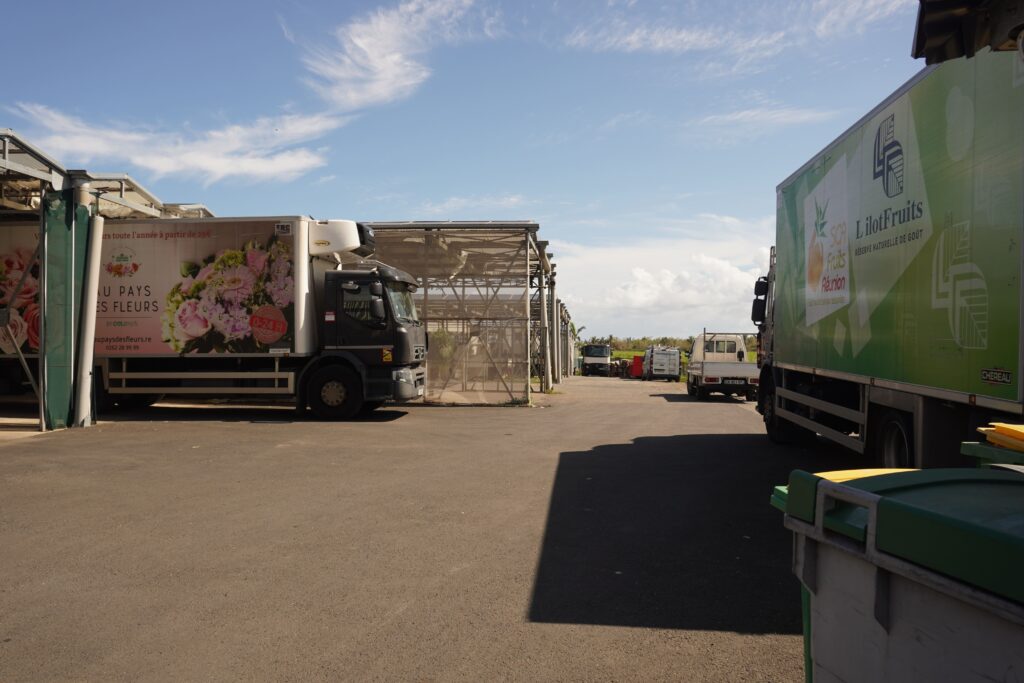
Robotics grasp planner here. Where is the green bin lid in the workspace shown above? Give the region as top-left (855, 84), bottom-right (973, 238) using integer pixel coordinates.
top-left (776, 468), bottom-right (1024, 604)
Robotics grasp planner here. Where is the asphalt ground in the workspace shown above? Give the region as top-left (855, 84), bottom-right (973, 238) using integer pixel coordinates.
top-left (0, 376), bottom-right (862, 681)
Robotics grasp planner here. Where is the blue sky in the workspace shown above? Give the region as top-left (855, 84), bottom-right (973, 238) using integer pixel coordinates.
top-left (5, 0), bottom-right (924, 337)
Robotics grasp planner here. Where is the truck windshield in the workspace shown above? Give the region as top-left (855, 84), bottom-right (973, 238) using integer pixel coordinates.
top-left (386, 282), bottom-right (419, 323)
top-left (583, 345), bottom-right (611, 358)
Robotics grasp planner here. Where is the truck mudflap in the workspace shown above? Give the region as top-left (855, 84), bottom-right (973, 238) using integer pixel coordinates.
top-left (392, 365), bottom-right (426, 401)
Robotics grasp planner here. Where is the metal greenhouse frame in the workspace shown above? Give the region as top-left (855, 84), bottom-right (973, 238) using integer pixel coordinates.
top-left (368, 221), bottom-right (572, 405)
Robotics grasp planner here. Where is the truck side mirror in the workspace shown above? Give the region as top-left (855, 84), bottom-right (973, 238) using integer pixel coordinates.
top-left (370, 282), bottom-right (384, 297)
top-left (754, 277), bottom-right (769, 297)
top-left (751, 298), bottom-right (766, 325)
top-left (370, 297), bottom-right (386, 321)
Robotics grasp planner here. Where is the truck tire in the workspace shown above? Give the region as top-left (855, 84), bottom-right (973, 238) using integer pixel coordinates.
top-left (874, 409), bottom-right (914, 468)
top-left (307, 365), bottom-right (362, 420)
top-left (760, 376), bottom-right (804, 444)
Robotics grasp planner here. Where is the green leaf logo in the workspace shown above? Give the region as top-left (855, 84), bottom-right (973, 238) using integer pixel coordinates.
top-left (814, 199), bottom-right (829, 237)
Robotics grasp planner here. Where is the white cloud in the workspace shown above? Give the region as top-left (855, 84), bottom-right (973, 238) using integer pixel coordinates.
top-left (564, 0), bottom-right (914, 73)
top-left (598, 110), bottom-right (651, 131)
top-left (277, 14), bottom-right (296, 44)
top-left (420, 194), bottom-right (530, 215)
top-left (12, 103), bottom-right (349, 184)
top-left (10, 1), bottom-right (494, 185)
top-left (697, 105), bottom-right (838, 127)
top-left (690, 104), bottom-right (839, 144)
top-left (566, 19), bottom-right (726, 54)
top-left (551, 215), bottom-right (773, 337)
top-left (303, 0), bottom-right (479, 111)
top-left (812, 0), bottom-right (914, 38)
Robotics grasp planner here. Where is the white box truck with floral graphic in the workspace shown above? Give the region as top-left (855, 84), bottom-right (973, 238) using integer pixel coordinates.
top-left (94, 216), bottom-right (426, 419)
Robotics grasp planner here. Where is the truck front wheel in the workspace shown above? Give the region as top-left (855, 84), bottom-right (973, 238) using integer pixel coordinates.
top-left (760, 376), bottom-right (805, 444)
top-left (308, 366), bottom-right (362, 420)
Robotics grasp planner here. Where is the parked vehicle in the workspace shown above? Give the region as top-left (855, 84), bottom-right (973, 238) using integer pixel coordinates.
top-left (642, 346), bottom-right (681, 381)
top-left (629, 354), bottom-right (644, 379)
top-left (752, 48), bottom-right (1024, 467)
top-left (94, 216), bottom-right (426, 419)
top-left (581, 343), bottom-right (612, 376)
top-left (686, 333), bottom-right (758, 400)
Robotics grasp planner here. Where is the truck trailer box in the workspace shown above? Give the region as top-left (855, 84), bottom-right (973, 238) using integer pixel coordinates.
top-left (754, 49), bottom-right (1024, 464)
top-left (774, 50), bottom-right (1023, 403)
top-left (96, 216), bottom-right (372, 358)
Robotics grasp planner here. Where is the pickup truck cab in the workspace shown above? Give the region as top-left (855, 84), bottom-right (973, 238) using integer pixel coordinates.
top-left (686, 333), bottom-right (758, 401)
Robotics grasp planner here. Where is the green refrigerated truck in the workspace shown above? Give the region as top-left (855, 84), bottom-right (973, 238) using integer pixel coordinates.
top-left (751, 48), bottom-right (1024, 467)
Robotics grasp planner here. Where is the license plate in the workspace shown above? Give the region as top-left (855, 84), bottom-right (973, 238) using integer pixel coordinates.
top-left (724, 379), bottom-right (745, 385)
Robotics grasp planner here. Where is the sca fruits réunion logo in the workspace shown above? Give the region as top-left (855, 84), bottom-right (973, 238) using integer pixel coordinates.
top-left (873, 114), bottom-right (904, 198)
top-left (106, 247), bottom-right (140, 278)
top-left (807, 199), bottom-right (828, 290)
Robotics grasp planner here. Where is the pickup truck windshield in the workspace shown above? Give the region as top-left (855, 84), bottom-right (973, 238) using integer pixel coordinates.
top-left (386, 282), bottom-right (419, 323)
top-left (583, 345), bottom-right (611, 358)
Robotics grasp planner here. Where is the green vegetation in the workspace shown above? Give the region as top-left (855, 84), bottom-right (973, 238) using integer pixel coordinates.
top-left (585, 334), bottom-right (758, 359)
top-left (585, 336), bottom-right (695, 354)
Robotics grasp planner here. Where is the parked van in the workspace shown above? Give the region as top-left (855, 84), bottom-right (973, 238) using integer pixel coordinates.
top-left (642, 346), bottom-right (681, 381)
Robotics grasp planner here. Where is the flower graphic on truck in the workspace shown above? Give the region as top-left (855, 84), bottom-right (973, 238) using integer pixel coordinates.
top-left (162, 236), bottom-right (294, 353)
top-left (106, 247), bottom-right (140, 277)
top-left (0, 247), bottom-right (40, 355)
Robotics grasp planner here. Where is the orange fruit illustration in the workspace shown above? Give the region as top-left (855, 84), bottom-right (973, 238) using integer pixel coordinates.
top-left (808, 232), bottom-right (823, 290)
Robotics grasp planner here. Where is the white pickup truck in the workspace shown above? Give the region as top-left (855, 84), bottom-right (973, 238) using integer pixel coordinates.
top-left (685, 333), bottom-right (759, 401)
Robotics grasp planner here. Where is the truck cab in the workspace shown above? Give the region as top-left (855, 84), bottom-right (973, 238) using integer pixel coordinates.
top-left (581, 344), bottom-right (612, 376)
top-left (312, 261), bottom-right (427, 412)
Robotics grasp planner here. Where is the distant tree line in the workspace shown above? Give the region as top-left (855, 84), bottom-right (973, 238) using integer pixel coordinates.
top-left (582, 335), bottom-right (758, 356)
top-left (583, 336), bottom-right (696, 353)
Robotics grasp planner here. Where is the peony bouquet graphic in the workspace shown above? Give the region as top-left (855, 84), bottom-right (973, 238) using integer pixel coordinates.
top-left (163, 236), bottom-right (294, 353)
top-left (0, 247), bottom-right (41, 355)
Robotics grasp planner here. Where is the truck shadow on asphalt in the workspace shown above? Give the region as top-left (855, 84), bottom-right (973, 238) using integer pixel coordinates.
top-left (528, 433), bottom-right (858, 634)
